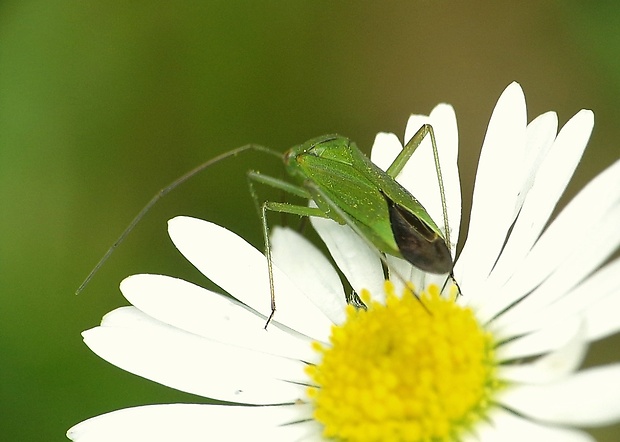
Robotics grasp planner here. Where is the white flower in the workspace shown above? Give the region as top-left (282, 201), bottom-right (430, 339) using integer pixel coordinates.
top-left (68, 83), bottom-right (620, 441)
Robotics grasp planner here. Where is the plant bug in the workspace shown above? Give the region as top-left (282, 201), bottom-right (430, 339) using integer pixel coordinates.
top-left (78, 123), bottom-right (456, 328)
top-left (248, 125), bottom-right (456, 325)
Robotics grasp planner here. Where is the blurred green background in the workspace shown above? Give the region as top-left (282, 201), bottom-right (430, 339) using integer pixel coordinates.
top-left (1, 1), bottom-right (619, 440)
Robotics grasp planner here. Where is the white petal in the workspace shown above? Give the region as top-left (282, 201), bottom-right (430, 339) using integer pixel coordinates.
top-left (514, 112), bottom-right (560, 210)
top-left (493, 111), bottom-right (591, 283)
top-left (499, 320), bottom-right (587, 384)
top-left (479, 111), bottom-right (561, 290)
top-left (491, 257), bottom-right (620, 339)
top-left (496, 317), bottom-right (582, 360)
top-left (475, 408), bottom-right (595, 442)
top-left (310, 216), bottom-right (386, 302)
top-left (476, 159), bottom-right (620, 322)
top-left (370, 131), bottom-right (404, 171)
top-left (583, 276), bottom-right (620, 341)
top-left (168, 216), bottom-right (332, 341)
top-left (401, 105), bottom-right (461, 254)
top-left (271, 226), bottom-right (347, 324)
top-left (498, 364), bottom-right (620, 427)
top-left (385, 257), bottom-right (454, 300)
top-left (67, 403), bottom-right (317, 442)
top-left (488, 199), bottom-right (620, 330)
top-left (386, 255), bottom-right (425, 296)
top-left (85, 307), bottom-right (307, 404)
top-left (511, 159), bottom-right (620, 292)
top-left (120, 274), bottom-right (316, 362)
top-left (456, 82), bottom-right (527, 292)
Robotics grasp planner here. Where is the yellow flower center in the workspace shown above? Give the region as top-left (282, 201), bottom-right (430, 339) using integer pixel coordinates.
top-left (305, 282), bottom-right (499, 442)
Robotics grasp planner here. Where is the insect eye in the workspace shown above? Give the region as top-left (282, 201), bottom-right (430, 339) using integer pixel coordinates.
top-left (283, 149), bottom-right (294, 164)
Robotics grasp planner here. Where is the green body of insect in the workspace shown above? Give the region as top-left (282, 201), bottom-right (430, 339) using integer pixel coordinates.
top-left (246, 125), bottom-right (455, 324)
top-left (282, 134), bottom-right (452, 274)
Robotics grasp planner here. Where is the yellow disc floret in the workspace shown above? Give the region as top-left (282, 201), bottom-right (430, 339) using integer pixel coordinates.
top-left (305, 282), bottom-right (499, 442)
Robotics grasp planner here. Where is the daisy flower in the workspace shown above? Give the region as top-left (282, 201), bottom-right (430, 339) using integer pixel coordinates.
top-left (68, 82), bottom-right (620, 441)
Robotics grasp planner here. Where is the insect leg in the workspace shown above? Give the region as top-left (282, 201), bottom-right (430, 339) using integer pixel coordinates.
top-left (247, 172), bottom-right (328, 328)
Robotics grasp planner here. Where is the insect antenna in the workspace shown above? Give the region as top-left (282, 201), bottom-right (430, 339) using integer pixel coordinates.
top-left (76, 144), bottom-right (282, 295)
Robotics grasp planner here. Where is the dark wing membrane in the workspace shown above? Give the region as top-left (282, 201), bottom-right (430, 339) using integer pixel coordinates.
top-left (384, 194), bottom-right (452, 274)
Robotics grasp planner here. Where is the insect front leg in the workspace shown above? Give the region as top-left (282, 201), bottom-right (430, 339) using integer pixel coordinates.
top-left (247, 172), bottom-right (328, 328)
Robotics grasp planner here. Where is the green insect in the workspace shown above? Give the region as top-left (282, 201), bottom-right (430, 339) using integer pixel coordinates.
top-left (248, 125), bottom-right (454, 323)
top-left (78, 124), bottom-right (455, 326)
